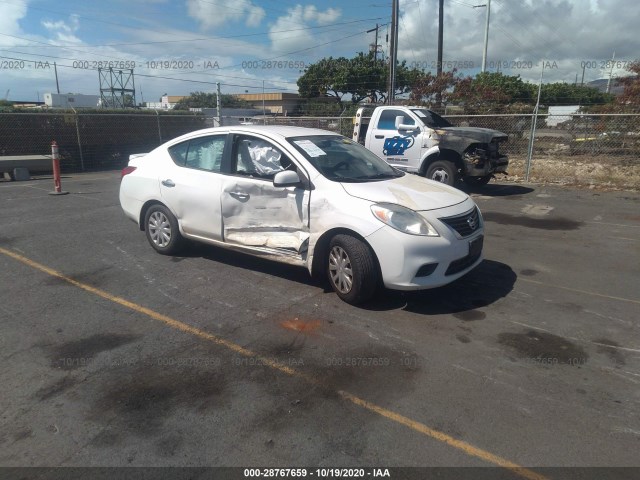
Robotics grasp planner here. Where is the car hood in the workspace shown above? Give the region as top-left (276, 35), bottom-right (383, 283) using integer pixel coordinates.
top-left (340, 173), bottom-right (468, 211)
top-left (436, 126), bottom-right (508, 144)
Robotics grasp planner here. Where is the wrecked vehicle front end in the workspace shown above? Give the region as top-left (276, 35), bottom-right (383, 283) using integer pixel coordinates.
top-left (437, 128), bottom-right (509, 178)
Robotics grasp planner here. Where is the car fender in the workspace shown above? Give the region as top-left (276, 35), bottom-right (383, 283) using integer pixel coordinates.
top-left (419, 146), bottom-right (440, 174)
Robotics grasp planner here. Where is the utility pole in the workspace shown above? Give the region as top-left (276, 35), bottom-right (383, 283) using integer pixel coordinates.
top-left (54, 62), bottom-right (60, 94)
top-left (606, 51), bottom-right (616, 94)
top-left (437, 0), bottom-right (444, 77)
top-left (387, 0), bottom-right (399, 104)
top-left (216, 82), bottom-right (221, 127)
top-left (481, 0), bottom-right (491, 72)
top-left (435, 0), bottom-right (444, 108)
top-left (367, 24), bottom-right (379, 62)
top-left (262, 80), bottom-right (266, 124)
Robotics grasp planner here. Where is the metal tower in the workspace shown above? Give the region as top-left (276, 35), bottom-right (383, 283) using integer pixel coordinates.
top-left (98, 68), bottom-right (136, 108)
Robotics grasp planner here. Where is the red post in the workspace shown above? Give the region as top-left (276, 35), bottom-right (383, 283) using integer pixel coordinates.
top-left (49, 140), bottom-right (68, 195)
top-left (52, 141), bottom-right (61, 192)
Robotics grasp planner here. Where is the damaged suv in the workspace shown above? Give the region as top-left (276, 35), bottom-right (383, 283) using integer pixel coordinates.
top-left (120, 126), bottom-right (484, 305)
top-left (354, 106), bottom-right (509, 187)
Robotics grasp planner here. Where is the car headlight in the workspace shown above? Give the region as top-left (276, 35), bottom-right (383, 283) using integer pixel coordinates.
top-left (371, 203), bottom-right (439, 236)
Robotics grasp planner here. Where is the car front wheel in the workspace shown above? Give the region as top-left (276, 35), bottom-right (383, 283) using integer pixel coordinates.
top-left (144, 204), bottom-right (183, 255)
top-left (327, 234), bottom-right (378, 305)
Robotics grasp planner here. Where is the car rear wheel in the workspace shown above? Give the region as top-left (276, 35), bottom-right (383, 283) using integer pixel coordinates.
top-left (425, 160), bottom-right (457, 186)
top-left (327, 234), bottom-right (378, 305)
top-left (144, 204), bottom-right (183, 255)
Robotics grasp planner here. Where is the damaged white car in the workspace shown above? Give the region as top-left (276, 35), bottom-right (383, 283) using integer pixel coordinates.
top-left (119, 126), bottom-right (484, 305)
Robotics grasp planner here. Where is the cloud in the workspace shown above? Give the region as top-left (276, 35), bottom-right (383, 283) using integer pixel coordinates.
top-left (396, 0), bottom-right (640, 83)
top-left (246, 5), bottom-right (266, 27)
top-left (302, 6), bottom-right (340, 25)
top-left (0, 0), bottom-right (28, 43)
top-left (41, 14), bottom-right (82, 45)
top-left (186, 0), bottom-right (265, 29)
top-left (269, 5), bottom-right (342, 53)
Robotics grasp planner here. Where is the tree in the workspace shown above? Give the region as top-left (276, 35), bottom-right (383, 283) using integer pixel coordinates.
top-left (174, 92), bottom-right (251, 110)
top-left (617, 61), bottom-right (640, 111)
top-left (539, 83), bottom-right (613, 107)
top-left (346, 52), bottom-right (388, 104)
top-left (450, 72), bottom-right (535, 113)
top-left (297, 52), bottom-right (423, 107)
top-left (123, 94), bottom-right (136, 108)
top-left (409, 70), bottom-right (460, 108)
top-left (297, 56), bottom-right (353, 106)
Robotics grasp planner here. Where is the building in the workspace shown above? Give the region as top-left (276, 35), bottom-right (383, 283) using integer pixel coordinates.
top-left (141, 95), bottom-right (187, 110)
top-left (141, 92), bottom-right (332, 114)
top-left (546, 105), bottom-right (581, 127)
top-left (43, 93), bottom-right (100, 108)
top-left (234, 93), bottom-right (332, 115)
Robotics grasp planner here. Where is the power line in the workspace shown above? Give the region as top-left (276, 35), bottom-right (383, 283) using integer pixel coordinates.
top-left (0, 53), bottom-right (292, 92)
top-left (0, 17), bottom-right (386, 49)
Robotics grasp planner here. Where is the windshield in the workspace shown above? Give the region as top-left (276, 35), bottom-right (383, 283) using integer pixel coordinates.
top-left (287, 135), bottom-right (404, 183)
top-left (411, 109), bottom-right (453, 128)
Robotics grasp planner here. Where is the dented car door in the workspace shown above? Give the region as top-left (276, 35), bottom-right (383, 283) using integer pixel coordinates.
top-left (220, 134), bottom-right (310, 256)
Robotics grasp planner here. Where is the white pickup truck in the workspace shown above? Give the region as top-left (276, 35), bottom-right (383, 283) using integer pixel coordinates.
top-left (353, 106), bottom-right (509, 187)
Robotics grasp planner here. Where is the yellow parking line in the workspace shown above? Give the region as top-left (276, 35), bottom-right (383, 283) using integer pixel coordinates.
top-left (519, 277), bottom-right (640, 305)
top-left (0, 246), bottom-right (547, 480)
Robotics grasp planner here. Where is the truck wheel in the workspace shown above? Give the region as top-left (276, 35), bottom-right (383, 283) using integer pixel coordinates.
top-left (425, 160), bottom-right (457, 186)
top-left (144, 204), bottom-right (183, 255)
top-left (327, 234), bottom-right (378, 305)
top-left (463, 175), bottom-right (492, 187)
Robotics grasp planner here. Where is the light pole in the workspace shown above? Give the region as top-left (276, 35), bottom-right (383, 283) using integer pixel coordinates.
top-left (474, 0), bottom-right (491, 72)
top-left (387, 0), bottom-right (399, 104)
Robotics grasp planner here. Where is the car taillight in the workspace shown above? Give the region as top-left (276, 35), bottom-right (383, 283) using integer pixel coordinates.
top-left (121, 166), bottom-right (137, 179)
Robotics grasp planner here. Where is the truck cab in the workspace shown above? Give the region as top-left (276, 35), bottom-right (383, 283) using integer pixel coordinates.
top-left (353, 106), bottom-right (509, 187)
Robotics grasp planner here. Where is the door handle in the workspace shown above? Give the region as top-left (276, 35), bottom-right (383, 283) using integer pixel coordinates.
top-left (230, 191), bottom-right (249, 200)
top-left (375, 135), bottom-right (384, 139)
top-left (161, 179), bottom-right (175, 187)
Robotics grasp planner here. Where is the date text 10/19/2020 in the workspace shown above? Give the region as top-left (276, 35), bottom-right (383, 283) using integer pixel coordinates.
top-left (243, 468), bottom-right (391, 478)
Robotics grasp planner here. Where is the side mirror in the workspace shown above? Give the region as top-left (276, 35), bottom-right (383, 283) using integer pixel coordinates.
top-left (273, 170), bottom-right (301, 188)
top-left (395, 115), bottom-right (416, 131)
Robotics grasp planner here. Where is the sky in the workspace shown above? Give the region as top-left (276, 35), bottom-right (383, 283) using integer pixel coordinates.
top-left (0, 0), bottom-right (637, 102)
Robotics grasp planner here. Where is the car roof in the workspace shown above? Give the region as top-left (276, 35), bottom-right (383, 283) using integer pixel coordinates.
top-left (196, 125), bottom-right (342, 139)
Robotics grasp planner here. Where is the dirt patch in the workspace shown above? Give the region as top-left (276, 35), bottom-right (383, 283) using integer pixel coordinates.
top-left (520, 269), bottom-right (539, 276)
top-left (482, 212), bottom-right (583, 230)
top-left (279, 318), bottom-right (322, 333)
top-left (90, 365), bottom-right (227, 437)
top-left (498, 330), bottom-right (588, 366)
top-left (50, 333), bottom-right (139, 370)
top-left (504, 155), bottom-right (640, 191)
top-left (453, 310), bottom-right (486, 321)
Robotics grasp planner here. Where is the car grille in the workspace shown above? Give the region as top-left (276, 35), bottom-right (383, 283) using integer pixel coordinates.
top-left (439, 207), bottom-right (481, 238)
top-left (445, 250), bottom-right (482, 276)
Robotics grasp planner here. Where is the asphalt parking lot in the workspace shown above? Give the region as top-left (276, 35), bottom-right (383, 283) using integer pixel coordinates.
top-left (1, 172), bottom-right (639, 478)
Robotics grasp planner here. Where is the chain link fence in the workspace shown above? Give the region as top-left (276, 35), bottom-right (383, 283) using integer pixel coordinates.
top-left (1, 111), bottom-right (638, 188)
top-left (0, 112), bottom-right (206, 172)
top-left (444, 113), bottom-right (640, 189)
top-left (261, 113), bottom-right (640, 189)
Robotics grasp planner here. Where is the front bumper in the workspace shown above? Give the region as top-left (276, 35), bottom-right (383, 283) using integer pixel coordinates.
top-left (365, 200), bottom-right (484, 290)
top-left (466, 155), bottom-right (509, 176)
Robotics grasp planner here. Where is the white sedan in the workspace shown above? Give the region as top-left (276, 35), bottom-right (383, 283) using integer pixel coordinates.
top-left (119, 126), bottom-right (484, 305)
